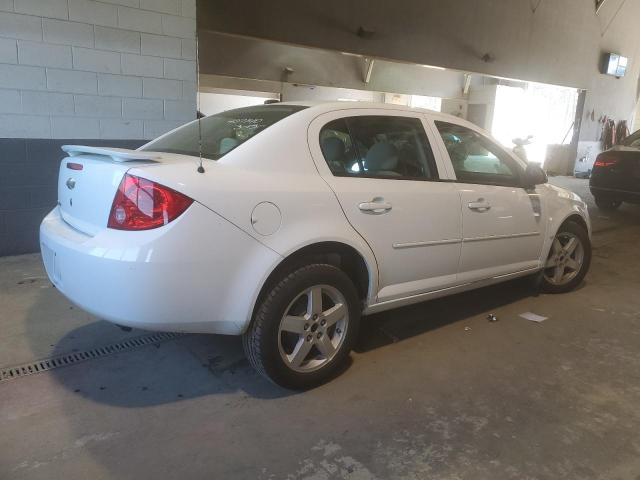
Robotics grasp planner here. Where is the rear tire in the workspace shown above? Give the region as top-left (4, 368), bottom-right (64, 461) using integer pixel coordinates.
top-left (540, 221), bottom-right (591, 294)
top-left (594, 196), bottom-right (622, 210)
top-left (243, 264), bottom-right (360, 390)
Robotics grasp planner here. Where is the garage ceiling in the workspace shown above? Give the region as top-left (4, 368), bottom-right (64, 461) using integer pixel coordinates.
top-left (198, 0), bottom-right (640, 90)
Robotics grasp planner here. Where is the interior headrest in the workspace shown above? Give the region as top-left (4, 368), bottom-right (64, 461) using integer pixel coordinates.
top-left (365, 142), bottom-right (398, 171)
top-left (450, 143), bottom-right (468, 165)
top-left (321, 137), bottom-right (346, 163)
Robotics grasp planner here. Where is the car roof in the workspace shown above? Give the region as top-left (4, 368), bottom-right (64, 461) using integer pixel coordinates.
top-left (275, 101), bottom-right (472, 127)
top-left (270, 101), bottom-right (525, 168)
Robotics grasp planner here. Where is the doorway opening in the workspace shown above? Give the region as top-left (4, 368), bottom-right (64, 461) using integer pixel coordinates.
top-left (491, 82), bottom-right (579, 164)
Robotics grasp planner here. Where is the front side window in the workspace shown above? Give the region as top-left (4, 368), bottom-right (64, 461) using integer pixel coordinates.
top-left (435, 121), bottom-right (522, 187)
top-left (319, 115), bottom-right (438, 180)
top-left (141, 105), bottom-right (307, 160)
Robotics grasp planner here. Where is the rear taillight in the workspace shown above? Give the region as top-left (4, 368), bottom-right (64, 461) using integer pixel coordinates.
top-left (594, 155), bottom-right (618, 168)
top-left (108, 174), bottom-right (193, 230)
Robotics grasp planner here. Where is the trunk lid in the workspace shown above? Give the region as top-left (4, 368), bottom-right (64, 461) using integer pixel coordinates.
top-left (57, 145), bottom-right (162, 236)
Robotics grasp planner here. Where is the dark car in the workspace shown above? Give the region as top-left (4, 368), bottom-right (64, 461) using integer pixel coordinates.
top-left (590, 129), bottom-right (640, 210)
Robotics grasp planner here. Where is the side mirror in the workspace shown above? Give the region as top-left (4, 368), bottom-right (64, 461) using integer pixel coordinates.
top-left (523, 163), bottom-right (547, 188)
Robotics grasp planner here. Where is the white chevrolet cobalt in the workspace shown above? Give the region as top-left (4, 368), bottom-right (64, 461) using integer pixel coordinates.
top-left (40, 102), bottom-right (591, 389)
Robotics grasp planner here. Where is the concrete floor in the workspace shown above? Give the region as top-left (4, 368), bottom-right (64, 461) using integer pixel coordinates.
top-left (1, 176), bottom-right (640, 479)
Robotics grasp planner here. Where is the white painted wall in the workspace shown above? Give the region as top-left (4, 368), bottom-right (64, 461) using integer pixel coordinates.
top-left (574, 141), bottom-right (602, 176)
top-left (198, 91), bottom-right (277, 116)
top-left (0, 0), bottom-right (197, 139)
top-left (282, 84), bottom-right (384, 103)
top-left (441, 99), bottom-right (467, 118)
top-left (468, 84), bottom-right (497, 130)
top-left (198, 84), bottom-right (384, 115)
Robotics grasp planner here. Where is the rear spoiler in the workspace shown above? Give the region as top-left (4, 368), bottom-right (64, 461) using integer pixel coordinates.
top-left (62, 145), bottom-right (161, 162)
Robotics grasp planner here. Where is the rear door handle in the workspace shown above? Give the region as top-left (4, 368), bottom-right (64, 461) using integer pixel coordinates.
top-left (358, 198), bottom-right (392, 214)
top-left (468, 199), bottom-right (491, 211)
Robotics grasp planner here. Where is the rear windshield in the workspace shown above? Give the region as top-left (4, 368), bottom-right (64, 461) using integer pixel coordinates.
top-left (140, 104), bottom-right (308, 160)
top-left (622, 129), bottom-right (640, 148)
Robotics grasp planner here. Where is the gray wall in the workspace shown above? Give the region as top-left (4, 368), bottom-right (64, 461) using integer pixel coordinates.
top-left (0, 0), bottom-right (197, 256)
top-left (0, 0), bottom-right (197, 139)
top-left (0, 138), bottom-right (144, 256)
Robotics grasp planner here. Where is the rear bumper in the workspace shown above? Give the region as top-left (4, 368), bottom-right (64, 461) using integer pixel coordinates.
top-left (590, 185), bottom-right (640, 204)
top-left (40, 204), bottom-right (281, 335)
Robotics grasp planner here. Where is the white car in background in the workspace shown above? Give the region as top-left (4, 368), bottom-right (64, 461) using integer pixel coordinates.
top-left (40, 102), bottom-right (591, 389)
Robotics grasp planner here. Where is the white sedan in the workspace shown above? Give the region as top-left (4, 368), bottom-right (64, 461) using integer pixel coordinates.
top-left (40, 102), bottom-right (591, 389)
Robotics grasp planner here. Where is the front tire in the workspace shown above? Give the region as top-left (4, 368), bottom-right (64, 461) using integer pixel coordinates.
top-left (541, 221), bottom-right (591, 293)
top-left (243, 264), bottom-right (361, 390)
top-left (594, 195), bottom-right (622, 210)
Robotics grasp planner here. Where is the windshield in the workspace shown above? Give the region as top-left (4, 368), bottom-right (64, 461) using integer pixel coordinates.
top-left (622, 129), bottom-right (640, 148)
top-left (140, 105), bottom-right (308, 160)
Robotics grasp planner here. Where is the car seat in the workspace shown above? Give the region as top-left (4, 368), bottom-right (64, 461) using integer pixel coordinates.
top-left (365, 142), bottom-right (401, 176)
top-left (321, 137), bottom-right (348, 173)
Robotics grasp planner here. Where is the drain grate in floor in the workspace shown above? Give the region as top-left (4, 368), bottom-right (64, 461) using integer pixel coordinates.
top-left (0, 331), bottom-right (185, 382)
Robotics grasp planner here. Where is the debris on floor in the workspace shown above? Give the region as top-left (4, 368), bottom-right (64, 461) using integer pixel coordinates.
top-left (464, 326), bottom-right (472, 331)
top-left (16, 276), bottom-right (47, 285)
top-left (487, 314), bottom-right (498, 322)
top-left (520, 312), bottom-right (548, 323)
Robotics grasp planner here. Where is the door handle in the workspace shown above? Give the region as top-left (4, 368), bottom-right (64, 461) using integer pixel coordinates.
top-left (358, 197), bottom-right (392, 214)
top-left (468, 199), bottom-right (491, 211)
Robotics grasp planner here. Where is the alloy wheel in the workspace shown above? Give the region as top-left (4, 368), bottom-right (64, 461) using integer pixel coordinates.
top-left (277, 284), bottom-right (349, 373)
top-left (544, 232), bottom-right (585, 286)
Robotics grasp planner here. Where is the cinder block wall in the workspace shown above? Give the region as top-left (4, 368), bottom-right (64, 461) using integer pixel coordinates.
top-left (0, 0), bottom-right (197, 256)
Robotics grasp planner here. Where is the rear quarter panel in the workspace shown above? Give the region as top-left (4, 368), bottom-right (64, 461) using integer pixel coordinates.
top-left (129, 111), bottom-right (380, 308)
top-left (40, 202), bottom-right (282, 334)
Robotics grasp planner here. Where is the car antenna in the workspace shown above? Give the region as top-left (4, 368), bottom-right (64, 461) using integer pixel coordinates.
top-left (196, 36), bottom-right (205, 174)
top-left (197, 116), bottom-right (204, 173)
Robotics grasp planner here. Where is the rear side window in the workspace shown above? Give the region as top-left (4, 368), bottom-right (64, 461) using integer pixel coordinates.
top-left (434, 121), bottom-right (522, 187)
top-left (319, 115), bottom-right (438, 180)
top-left (141, 105), bottom-right (307, 160)
top-left (319, 119), bottom-right (358, 174)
